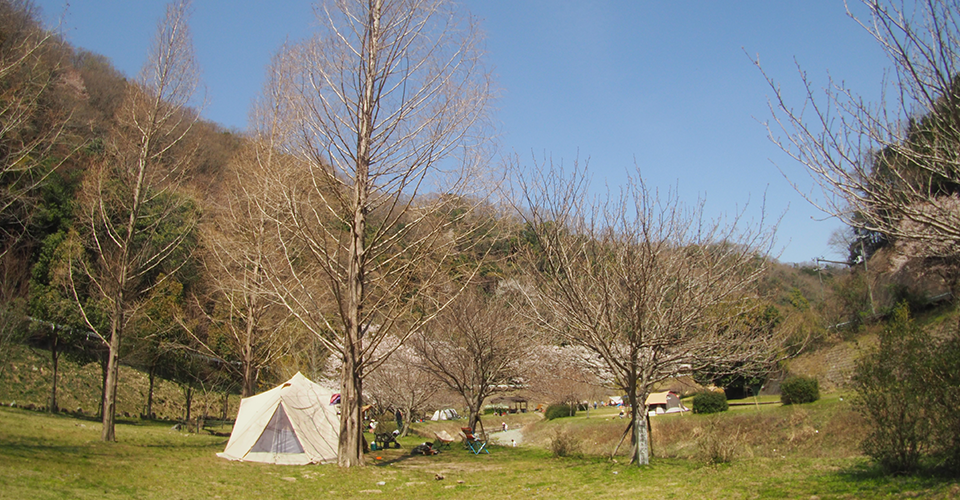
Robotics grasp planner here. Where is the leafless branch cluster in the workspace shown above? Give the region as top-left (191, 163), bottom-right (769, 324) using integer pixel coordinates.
top-left (362, 342), bottom-right (443, 435)
top-left (761, 0), bottom-right (960, 272)
top-left (198, 141), bottom-right (297, 397)
top-left (524, 343), bottom-right (610, 409)
top-left (0, 0), bottom-right (72, 252)
top-left (411, 286), bottom-right (531, 431)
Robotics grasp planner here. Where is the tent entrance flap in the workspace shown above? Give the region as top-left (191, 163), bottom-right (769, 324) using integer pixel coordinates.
top-left (250, 404), bottom-right (304, 454)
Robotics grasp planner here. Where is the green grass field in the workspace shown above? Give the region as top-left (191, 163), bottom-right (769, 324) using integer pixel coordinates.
top-left (2, 402), bottom-right (958, 499)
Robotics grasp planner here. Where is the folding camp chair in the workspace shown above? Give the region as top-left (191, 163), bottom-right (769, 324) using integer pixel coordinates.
top-left (433, 430), bottom-right (455, 450)
top-left (460, 427), bottom-right (489, 454)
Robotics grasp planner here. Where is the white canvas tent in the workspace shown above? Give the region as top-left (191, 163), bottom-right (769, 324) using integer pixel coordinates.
top-left (218, 372), bottom-right (340, 465)
top-left (430, 408), bottom-right (459, 421)
top-left (645, 391), bottom-right (689, 416)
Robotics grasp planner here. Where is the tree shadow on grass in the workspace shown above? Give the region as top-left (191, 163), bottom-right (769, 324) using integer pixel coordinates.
top-left (142, 440), bottom-right (226, 449)
top-left (370, 447), bottom-right (467, 467)
top-left (833, 460), bottom-right (960, 495)
top-left (0, 442), bottom-right (91, 457)
top-left (372, 453), bottom-right (421, 467)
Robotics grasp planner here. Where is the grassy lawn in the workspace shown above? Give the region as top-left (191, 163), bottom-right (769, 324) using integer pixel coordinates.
top-left (2, 406), bottom-right (959, 499)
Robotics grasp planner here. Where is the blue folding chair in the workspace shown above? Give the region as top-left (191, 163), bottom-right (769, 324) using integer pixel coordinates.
top-left (461, 427), bottom-right (489, 454)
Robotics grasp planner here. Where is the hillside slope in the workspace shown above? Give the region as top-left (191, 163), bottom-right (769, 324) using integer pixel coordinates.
top-left (0, 344), bottom-right (238, 422)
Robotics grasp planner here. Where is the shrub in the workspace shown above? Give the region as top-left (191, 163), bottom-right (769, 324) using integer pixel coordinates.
top-left (780, 376), bottom-right (820, 405)
top-left (549, 428), bottom-right (582, 457)
top-left (694, 417), bottom-right (746, 464)
top-left (692, 391), bottom-right (728, 414)
top-left (544, 403), bottom-right (576, 420)
top-left (853, 303), bottom-right (960, 474)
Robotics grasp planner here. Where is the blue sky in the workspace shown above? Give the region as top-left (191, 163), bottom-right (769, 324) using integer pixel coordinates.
top-left (34, 1), bottom-right (892, 264)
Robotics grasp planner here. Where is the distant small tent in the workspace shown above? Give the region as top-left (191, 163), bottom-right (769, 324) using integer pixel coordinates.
top-left (430, 408), bottom-right (459, 421)
top-left (645, 391), bottom-right (688, 416)
top-left (218, 372), bottom-right (339, 465)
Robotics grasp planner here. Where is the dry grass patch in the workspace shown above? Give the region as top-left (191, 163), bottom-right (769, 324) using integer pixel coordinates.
top-left (652, 395), bottom-right (866, 460)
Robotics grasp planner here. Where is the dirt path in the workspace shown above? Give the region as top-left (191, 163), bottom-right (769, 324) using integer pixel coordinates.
top-left (488, 428), bottom-right (523, 446)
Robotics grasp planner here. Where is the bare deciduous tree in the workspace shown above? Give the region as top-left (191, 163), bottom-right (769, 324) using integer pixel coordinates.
top-left (515, 161), bottom-right (782, 466)
top-left (761, 0), bottom-right (960, 287)
top-left (65, 0), bottom-right (201, 442)
top-left (199, 141), bottom-right (296, 397)
top-left (412, 287), bottom-right (530, 432)
top-left (261, 0), bottom-right (494, 467)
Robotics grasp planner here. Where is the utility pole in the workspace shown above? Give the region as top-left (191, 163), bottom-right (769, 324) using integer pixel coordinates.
top-left (860, 239), bottom-right (877, 316)
top-left (816, 250), bottom-right (876, 317)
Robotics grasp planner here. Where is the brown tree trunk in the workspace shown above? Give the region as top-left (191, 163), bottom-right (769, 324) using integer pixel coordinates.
top-left (338, 344), bottom-right (364, 467)
top-left (468, 394), bottom-right (485, 432)
top-left (400, 406), bottom-right (412, 437)
top-left (184, 385), bottom-right (192, 424)
top-left (468, 409), bottom-right (479, 432)
top-left (48, 334), bottom-right (59, 413)
top-left (629, 388), bottom-right (650, 466)
top-left (145, 365), bottom-right (155, 418)
top-left (221, 390), bottom-right (229, 420)
top-left (242, 349), bottom-right (255, 397)
top-left (335, 0), bottom-right (377, 466)
top-left (101, 312), bottom-right (122, 441)
top-left (97, 350), bottom-right (107, 418)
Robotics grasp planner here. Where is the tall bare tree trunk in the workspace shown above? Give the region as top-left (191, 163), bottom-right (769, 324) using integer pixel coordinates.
top-left (102, 326), bottom-right (121, 440)
top-left (242, 312), bottom-right (256, 397)
top-left (221, 390), bottom-right (229, 420)
top-left (339, 350), bottom-right (364, 467)
top-left (103, 212), bottom-right (133, 441)
top-left (334, 0), bottom-right (377, 467)
top-left (98, 351), bottom-right (107, 418)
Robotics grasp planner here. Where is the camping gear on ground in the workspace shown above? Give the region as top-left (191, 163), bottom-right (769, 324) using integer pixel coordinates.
top-left (217, 372), bottom-right (339, 465)
top-left (460, 427), bottom-right (489, 454)
top-left (412, 442), bottom-right (439, 455)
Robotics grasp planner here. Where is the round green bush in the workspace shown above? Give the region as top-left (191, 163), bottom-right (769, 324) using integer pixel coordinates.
top-left (780, 376), bottom-right (819, 405)
top-left (692, 391), bottom-right (728, 414)
top-left (544, 403), bottom-right (576, 420)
